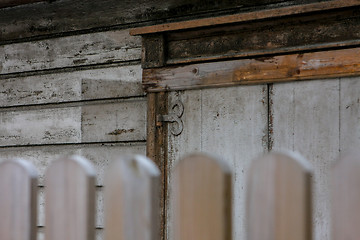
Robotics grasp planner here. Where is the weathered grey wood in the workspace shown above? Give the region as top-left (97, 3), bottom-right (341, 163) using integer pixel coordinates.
top-left (247, 152), bottom-right (313, 240)
top-left (104, 155), bottom-right (160, 240)
top-left (0, 0), bottom-right (310, 43)
top-left (172, 154), bottom-right (232, 240)
top-left (0, 30), bottom-right (141, 75)
top-left (0, 65), bottom-right (143, 107)
top-left (0, 143), bottom-right (145, 186)
top-left (167, 85), bottom-right (267, 240)
top-left (331, 151), bottom-right (360, 240)
top-left (0, 100), bottom-right (146, 146)
top-left (339, 77), bottom-right (360, 152)
top-left (0, 159), bottom-right (38, 240)
top-left (271, 79), bottom-right (339, 240)
top-left (45, 156), bottom-right (96, 240)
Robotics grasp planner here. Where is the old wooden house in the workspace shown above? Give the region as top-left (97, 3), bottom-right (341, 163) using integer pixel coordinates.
top-left (1, 0), bottom-right (360, 239)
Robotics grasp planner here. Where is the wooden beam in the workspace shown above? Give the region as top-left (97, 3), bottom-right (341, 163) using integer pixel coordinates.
top-left (0, 0), bottom-right (45, 8)
top-left (143, 47), bottom-right (360, 92)
top-left (130, 0), bottom-right (360, 35)
top-left (146, 92), bottom-right (168, 240)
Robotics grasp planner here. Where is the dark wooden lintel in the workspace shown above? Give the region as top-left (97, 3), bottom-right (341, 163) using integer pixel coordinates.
top-left (143, 47), bottom-right (360, 92)
top-left (130, 0), bottom-right (360, 35)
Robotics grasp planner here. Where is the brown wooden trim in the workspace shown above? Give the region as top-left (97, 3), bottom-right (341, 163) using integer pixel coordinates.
top-left (0, 0), bottom-right (45, 8)
top-left (130, 0), bottom-right (360, 35)
top-left (143, 47), bottom-right (360, 92)
top-left (146, 92), bottom-right (168, 240)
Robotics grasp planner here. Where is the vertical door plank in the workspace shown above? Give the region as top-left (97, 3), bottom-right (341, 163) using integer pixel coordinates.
top-left (173, 154), bottom-right (232, 240)
top-left (45, 156), bottom-right (96, 240)
top-left (332, 151), bottom-right (360, 240)
top-left (271, 80), bottom-right (339, 240)
top-left (104, 155), bottom-right (160, 240)
top-left (0, 159), bottom-right (38, 240)
top-left (247, 152), bottom-right (313, 240)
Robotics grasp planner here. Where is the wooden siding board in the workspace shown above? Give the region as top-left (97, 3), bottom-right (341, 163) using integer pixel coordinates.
top-left (271, 79), bottom-right (340, 240)
top-left (167, 85), bottom-right (267, 240)
top-left (0, 0), bottom-right (326, 43)
top-left (0, 30), bottom-right (141, 75)
top-left (0, 65), bottom-right (143, 107)
top-left (0, 100), bottom-right (146, 146)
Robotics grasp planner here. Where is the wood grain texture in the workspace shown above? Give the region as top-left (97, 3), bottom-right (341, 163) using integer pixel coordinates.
top-left (0, 65), bottom-right (143, 107)
top-left (271, 79), bottom-right (340, 240)
top-left (0, 30), bottom-right (141, 75)
top-left (172, 154), bottom-right (232, 240)
top-left (146, 92), bottom-right (168, 240)
top-left (0, 100), bottom-right (146, 146)
top-left (166, 7), bottom-right (360, 65)
top-left (247, 152), bottom-right (313, 240)
top-left (143, 47), bottom-right (360, 92)
top-left (339, 77), bottom-right (360, 152)
top-left (0, 0), bottom-right (319, 43)
top-left (331, 151), bottom-right (360, 240)
top-left (0, 159), bottom-right (38, 240)
top-left (104, 155), bottom-right (160, 240)
top-left (0, 0), bottom-right (44, 9)
top-left (45, 156), bottom-right (96, 240)
top-left (0, 143), bottom-right (145, 186)
top-left (131, 0), bottom-right (360, 35)
top-left (167, 86), bottom-right (267, 240)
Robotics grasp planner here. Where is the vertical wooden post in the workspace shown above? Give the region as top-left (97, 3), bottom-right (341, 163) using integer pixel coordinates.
top-left (104, 155), bottom-right (160, 240)
top-left (247, 152), bottom-right (313, 240)
top-left (332, 151), bottom-right (360, 240)
top-left (0, 159), bottom-right (38, 240)
top-left (173, 154), bottom-right (232, 240)
top-left (45, 156), bottom-right (96, 240)
top-left (146, 91), bottom-right (168, 240)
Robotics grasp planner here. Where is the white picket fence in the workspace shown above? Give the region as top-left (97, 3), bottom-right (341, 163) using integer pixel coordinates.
top-left (0, 151), bottom-right (358, 240)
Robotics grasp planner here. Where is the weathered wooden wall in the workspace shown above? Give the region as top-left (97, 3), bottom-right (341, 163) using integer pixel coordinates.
top-left (167, 77), bottom-right (360, 240)
top-left (0, 1), bottom-right (349, 240)
top-left (0, 26), bottom-right (145, 240)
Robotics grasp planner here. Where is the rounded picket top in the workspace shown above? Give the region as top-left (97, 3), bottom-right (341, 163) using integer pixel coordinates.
top-left (332, 150), bottom-right (360, 240)
top-left (173, 153), bottom-right (232, 240)
top-left (247, 151), bottom-right (313, 240)
top-left (104, 154), bottom-right (160, 240)
top-left (45, 155), bottom-right (96, 240)
top-left (0, 159), bottom-right (38, 240)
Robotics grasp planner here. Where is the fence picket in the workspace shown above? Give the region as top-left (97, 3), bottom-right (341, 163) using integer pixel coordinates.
top-left (44, 155), bottom-right (96, 240)
top-left (104, 155), bottom-right (160, 240)
top-left (246, 152), bottom-right (313, 240)
top-left (332, 151), bottom-right (360, 240)
top-left (173, 154), bottom-right (232, 240)
top-left (0, 159), bottom-right (38, 240)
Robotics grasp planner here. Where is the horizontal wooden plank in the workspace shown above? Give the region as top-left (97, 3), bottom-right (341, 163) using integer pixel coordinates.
top-left (0, 0), bottom-right (44, 8)
top-left (143, 47), bottom-right (360, 92)
top-left (166, 7), bottom-right (360, 65)
top-left (130, 0), bottom-right (360, 35)
top-left (0, 30), bottom-right (141, 75)
top-left (0, 65), bottom-right (143, 107)
top-left (0, 143), bottom-right (146, 186)
top-left (0, 100), bottom-right (146, 146)
top-left (0, 0), bottom-right (316, 43)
